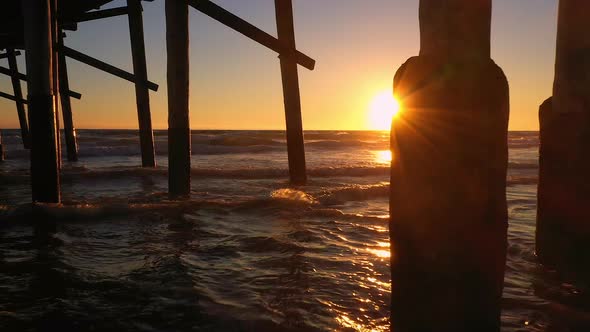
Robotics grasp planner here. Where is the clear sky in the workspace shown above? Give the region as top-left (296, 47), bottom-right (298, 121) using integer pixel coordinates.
top-left (0, 0), bottom-right (558, 130)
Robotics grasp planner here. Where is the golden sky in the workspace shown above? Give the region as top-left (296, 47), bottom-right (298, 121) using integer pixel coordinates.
top-left (0, 0), bottom-right (558, 130)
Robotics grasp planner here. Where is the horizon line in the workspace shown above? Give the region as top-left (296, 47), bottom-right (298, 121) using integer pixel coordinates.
top-left (0, 128), bottom-right (541, 132)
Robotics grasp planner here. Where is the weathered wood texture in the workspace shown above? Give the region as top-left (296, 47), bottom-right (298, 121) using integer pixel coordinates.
top-left (390, 1), bottom-right (508, 331)
top-left (275, 0), bottom-right (306, 185)
top-left (419, 0), bottom-right (491, 60)
top-left (189, 0), bottom-right (315, 70)
top-left (127, 0), bottom-right (156, 167)
top-left (58, 32), bottom-right (78, 161)
top-left (6, 48), bottom-right (31, 149)
top-left (22, 0), bottom-right (61, 203)
top-left (166, 0), bottom-right (191, 197)
top-left (537, 0), bottom-right (590, 274)
top-left (552, 0), bottom-right (590, 115)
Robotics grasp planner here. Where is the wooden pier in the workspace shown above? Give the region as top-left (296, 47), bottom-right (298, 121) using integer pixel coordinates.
top-left (0, 0), bottom-right (315, 201)
top-left (2, 0), bottom-right (590, 331)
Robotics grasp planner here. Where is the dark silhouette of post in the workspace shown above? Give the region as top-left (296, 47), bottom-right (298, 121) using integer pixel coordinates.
top-left (22, 0), bottom-right (61, 203)
top-left (58, 32), bottom-right (79, 162)
top-left (537, 0), bottom-right (590, 273)
top-left (127, 0), bottom-right (156, 167)
top-left (166, 0), bottom-right (191, 197)
top-left (390, 0), bottom-right (508, 331)
top-left (7, 49), bottom-right (31, 149)
top-left (51, 0), bottom-right (62, 169)
top-left (275, 0), bottom-right (307, 185)
top-left (0, 130), bottom-right (4, 161)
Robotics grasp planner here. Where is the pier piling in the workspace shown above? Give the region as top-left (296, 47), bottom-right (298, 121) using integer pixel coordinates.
top-left (166, 0), bottom-right (191, 197)
top-left (389, 0), bottom-right (508, 330)
top-left (22, 0), bottom-right (61, 203)
top-left (7, 48), bottom-right (31, 149)
top-left (275, 0), bottom-right (307, 185)
top-left (58, 32), bottom-right (78, 162)
top-left (0, 129), bottom-right (4, 161)
top-left (127, 0), bottom-right (156, 168)
top-left (51, 0), bottom-right (62, 170)
top-left (537, 0), bottom-right (590, 274)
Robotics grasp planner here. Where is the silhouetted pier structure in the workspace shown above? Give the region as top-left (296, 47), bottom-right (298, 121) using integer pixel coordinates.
top-left (0, 0), bottom-right (315, 199)
top-left (3, 0), bottom-right (590, 330)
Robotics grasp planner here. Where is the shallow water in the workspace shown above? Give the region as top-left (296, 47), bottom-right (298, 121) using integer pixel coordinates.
top-left (1, 130), bottom-right (589, 331)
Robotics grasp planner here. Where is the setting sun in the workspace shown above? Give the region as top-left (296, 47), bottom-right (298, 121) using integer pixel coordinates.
top-left (368, 90), bottom-right (401, 130)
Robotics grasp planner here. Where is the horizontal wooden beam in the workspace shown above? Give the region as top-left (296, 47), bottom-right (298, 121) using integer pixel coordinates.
top-left (0, 66), bottom-right (82, 100)
top-left (189, 0), bottom-right (315, 70)
top-left (0, 51), bottom-right (22, 59)
top-left (62, 6), bottom-right (130, 23)
top-left (60, 45), bottom-right (159, 92)
top-left (0, 91), bottom-right (27, 104)
top-left (0, 66), bottom-right (27, 81)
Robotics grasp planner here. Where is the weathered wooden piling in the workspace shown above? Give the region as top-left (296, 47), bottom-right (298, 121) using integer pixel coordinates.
top-left (189, 0), bottom-right (314, 184)
top-left (127, 0), bottom-right (156, 167)
top-left (389, 0), bottom-right (508, 330)
top-left (275, 0), bottom-right (307, 185)
top-left (7, 48), bottom-right (31, 149)
top-left (22, 0), bottom-right (61, 203)
top-left (58, 32), bottom-right (78, 161)
top-left (537, 0), bottom-right (590, 273)
top-left (0, 129), bottom-right (4, 161)
top-left (166, 0), bottom-right (191, 197)
top-left (50, 0), bottom-right (62, 169)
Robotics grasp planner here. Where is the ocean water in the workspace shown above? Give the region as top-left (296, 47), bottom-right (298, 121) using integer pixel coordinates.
top-left (0, 129), bottom-right (588, 331)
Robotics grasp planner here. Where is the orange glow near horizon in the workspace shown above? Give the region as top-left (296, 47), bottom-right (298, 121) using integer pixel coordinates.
top-left (367, 91), bottom-right (401, 131)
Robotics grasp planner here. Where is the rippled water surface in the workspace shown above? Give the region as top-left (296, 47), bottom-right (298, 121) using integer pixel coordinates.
top-left (1, 130), bottom-right (589, 331)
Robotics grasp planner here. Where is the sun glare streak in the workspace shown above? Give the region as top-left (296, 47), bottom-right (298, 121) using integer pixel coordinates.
top-left (368, 90), bottom-right (401, 131)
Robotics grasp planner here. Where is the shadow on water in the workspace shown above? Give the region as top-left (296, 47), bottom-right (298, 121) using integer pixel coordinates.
top-left (0, 211), bottom-right (65, 331)
top-left (502, 186), bottom-right (590, 332)
top-left (1, 207), bottom-right (204, 332)
top-left (531, 267), bottom-right (590, 331)
top-left (0, 203), bottom-right (323, 332)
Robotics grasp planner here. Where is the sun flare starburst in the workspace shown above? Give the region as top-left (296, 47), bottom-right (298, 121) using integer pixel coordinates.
top-left (368, 90), bottom-right (401, 131)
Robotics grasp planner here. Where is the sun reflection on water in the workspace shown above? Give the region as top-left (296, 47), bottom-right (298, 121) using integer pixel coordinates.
top-left (336, 314), bottom-right (389, 332)
top-left (374, 150), bottom-right (392, 164)
top-left (367, 248), bottom-right (390, 259)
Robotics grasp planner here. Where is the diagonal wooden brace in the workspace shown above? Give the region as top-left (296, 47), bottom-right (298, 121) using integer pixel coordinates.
top-left (189, 0), bottom-right (315, 70)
